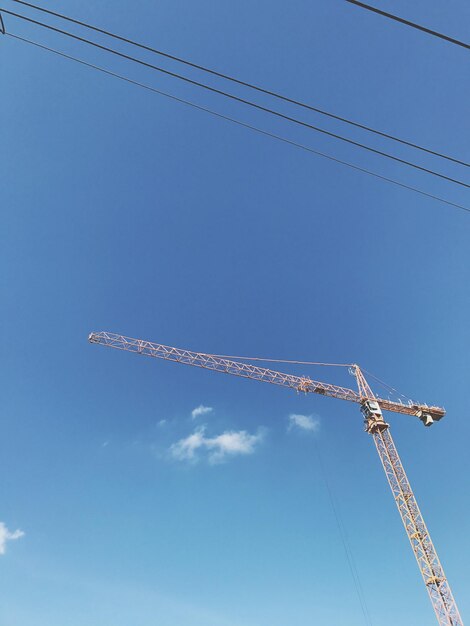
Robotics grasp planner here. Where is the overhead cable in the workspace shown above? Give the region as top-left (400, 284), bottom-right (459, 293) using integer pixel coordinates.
top-left (6, 32), bottom-right (470, 215)
top-left (2, 8), bottom-right (469, 190)
top-left (346, 0), bottom-right (470, 50)
top-left (8, 0), bottom-right (469, 167)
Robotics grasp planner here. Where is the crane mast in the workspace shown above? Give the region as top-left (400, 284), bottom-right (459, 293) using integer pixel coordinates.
top-left (356, 368), bottom-right (463, 626)
top-left (89, 331), bottom-right (464, 626)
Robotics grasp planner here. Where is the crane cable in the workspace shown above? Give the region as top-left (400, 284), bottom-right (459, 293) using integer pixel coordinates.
top-left (1, 8), bottom-right (469, 190)
top-left (201, 355), bottom-right (352, 367)
top-left (6, 32), bottom-right (470, 215)
top-left (361, 369), bottom-right (412, 403)
top-left (314, 441), bottom-right (373, 626)
top-left (8, 0), bottom-right (469, 168)
top-left (179, 350), bottom-right (413, 406)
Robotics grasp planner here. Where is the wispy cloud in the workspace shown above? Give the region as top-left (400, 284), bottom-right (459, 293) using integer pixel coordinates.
top-left (0, 522), bottom-right (24, 555)
top-left (170, 427), bottom-right (206, 461)
top-left (288, 413), bottom-right (320, 433)
top-left (206, 430), bottom-right (263, 464)
top-left (191, 405), bottom-right (213, 420)
top-left (170, 426), bottom-right (263, 464)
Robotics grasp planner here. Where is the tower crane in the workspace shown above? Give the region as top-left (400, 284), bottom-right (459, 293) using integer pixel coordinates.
top-left (89, 330), bottom-right (464, 626)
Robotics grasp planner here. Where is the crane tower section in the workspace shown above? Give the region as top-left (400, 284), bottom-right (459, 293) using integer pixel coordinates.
top-left (357, 370), bottom-right (463, 626)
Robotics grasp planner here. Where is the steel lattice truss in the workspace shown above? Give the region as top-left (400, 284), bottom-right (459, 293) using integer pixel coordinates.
top-left (89, 330), bottom-right (463, 626)
top-left (374, 429), bottom-right (463, 626)
top-left (88, 332), bottom-right (444, 420)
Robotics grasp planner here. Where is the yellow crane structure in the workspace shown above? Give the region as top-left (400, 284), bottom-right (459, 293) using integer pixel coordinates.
top-left (89, 330), bottom-right (464, 626)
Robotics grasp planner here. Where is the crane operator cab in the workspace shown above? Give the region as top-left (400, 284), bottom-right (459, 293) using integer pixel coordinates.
top-left (361, 400), bottom-right (388, 433)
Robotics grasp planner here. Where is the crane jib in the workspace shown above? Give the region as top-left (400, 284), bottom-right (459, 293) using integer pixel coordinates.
top-left (88, 332), bottom-right (445, 422)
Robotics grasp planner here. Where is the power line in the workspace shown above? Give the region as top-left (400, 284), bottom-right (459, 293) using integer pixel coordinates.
top-left (2, 8), bottom-right (469, 191)
top-left (6, 32), bottom-right (469, 215)
top-left (346, 0), bottom-right (470, 51)
top-left (7, 0), bottom-right (469, 168)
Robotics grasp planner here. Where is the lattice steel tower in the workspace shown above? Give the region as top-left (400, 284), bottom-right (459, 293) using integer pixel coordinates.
top-left (89, 331), bottom-right (464, 626)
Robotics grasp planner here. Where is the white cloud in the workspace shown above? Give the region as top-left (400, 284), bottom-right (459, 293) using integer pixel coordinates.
top-left (288, 414), bottom-right (320, 433)
top-left (205, 430), bottom-right (263, 464)
top-left (157, 419), bottom-right (167, 427)
top-left (0, 522), bottom-right (24, 555)
top-left (191, 405), bottom-right (213, 420)
top-left (170, 426), bottom-right (263, 464)
top-left (170, 427), bottom-right (207, 461)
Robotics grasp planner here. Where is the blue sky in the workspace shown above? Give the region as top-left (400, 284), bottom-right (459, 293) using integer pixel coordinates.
top-left (1, 0), bottom-right (469, 624)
